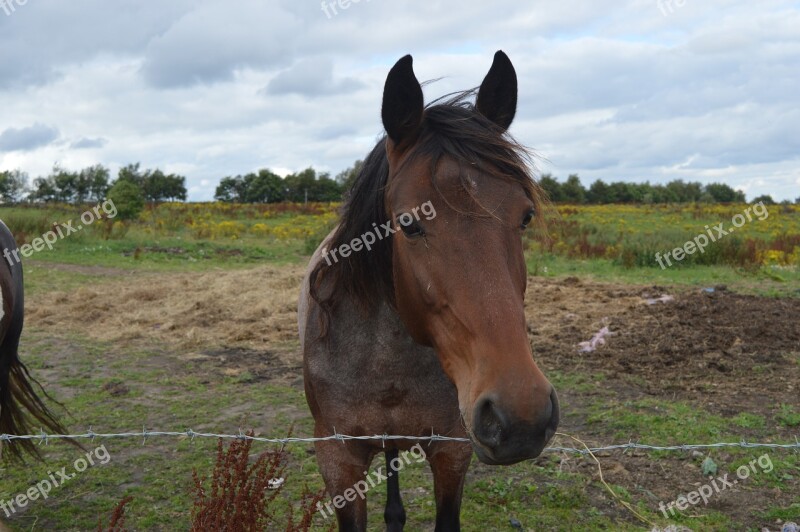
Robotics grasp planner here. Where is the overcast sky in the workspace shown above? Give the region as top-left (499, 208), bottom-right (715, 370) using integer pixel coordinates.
top-left (0, 0), bottom-right (798, 201)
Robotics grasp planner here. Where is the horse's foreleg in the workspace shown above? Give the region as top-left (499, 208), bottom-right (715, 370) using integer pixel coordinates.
top-left (314, 437), bottom-right (372, 532)
top-left (428, 443), bottom-right (472, 532)
top-left (384, 449), bottom-right (406, 531)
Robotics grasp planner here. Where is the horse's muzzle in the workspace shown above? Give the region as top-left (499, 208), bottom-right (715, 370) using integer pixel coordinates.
top-left (470, 387), bottom-right (559, 465)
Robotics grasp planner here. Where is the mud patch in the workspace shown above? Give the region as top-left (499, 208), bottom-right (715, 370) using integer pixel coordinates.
top-left (527, 278), bottom-right (800, 418)
top-left (196, 347), bottom-right (303, 388)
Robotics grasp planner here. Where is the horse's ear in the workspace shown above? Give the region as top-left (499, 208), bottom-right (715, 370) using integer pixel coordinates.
top-left (476, 50), bottom-right (518, 131)
top-left (382, 55), bottom-right (424, 149)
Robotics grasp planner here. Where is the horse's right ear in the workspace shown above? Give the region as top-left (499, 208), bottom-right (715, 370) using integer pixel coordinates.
top-left (381, 55), bottom-right (424, 151)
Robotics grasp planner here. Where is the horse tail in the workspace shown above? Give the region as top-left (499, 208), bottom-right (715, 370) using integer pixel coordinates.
top-left (0, 221), bottom-right (74, 461)
top-left (0, 338), bottom-right (72, 461)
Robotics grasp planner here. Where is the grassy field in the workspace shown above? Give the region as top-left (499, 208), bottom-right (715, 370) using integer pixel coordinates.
top-left (0, 202), bottom-right (799, 531)
top-left (3, 201), bottom-right (799, 291)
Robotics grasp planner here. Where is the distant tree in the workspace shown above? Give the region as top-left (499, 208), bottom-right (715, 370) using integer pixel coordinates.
top-left (335, 159), bottom-right (364, 193)
top-left (538, 174), bottom-right (563, 202)
top-left (752, 194), bottom-right (775, 205)
top-left (107, 180), bottom-right (144, 221)
top-left (561, 174), bottom-right (586, 204)
top-left (795, 196), bottom-right (800, 205)
top-left (648, 184), bottom-right (678, 204)
top-left (140, 169), bottom-right (187, 203)
top-left (29, 177), bottom-right (58, 202)
top-left (704, 183), bottom-right (745, 203)
top-left (0, 169), bottom-right (28, 203)
top-left (115, 164), bottom-right (186, 204)
top-left (27, 165), bottom-right (108, 204)
top-left (51, 165), bottom-right (79, 202)
top-left (27, 165), bottom-right (79, 203)
top-left (284, 168), bottom-right (342, 203)
top-left (162, 173), bottom-right (187, 202)
top-left (79, 164), bottom-right (110, 202)
top-left (141, 169), bottom-right (167, 204)
top-left (629, 182), bottom-right (668, 204)
top-left (215, 176), bottom-right (243, 202)
top-left (586, 179), bottom-right (610, 204)
top-left (215, 169), bottom-right (285, 203)
top-left (606, 182), bottom-right (636, 203)
top-left (117, 163), bottom-right (145, 187)
top-left (284, 168), bottom-right (317, 203)
top-left (311, 172), bottom-right (342, 202)
top-left (245, 169), bottom-right (285, 203)
top-left (666, 180), bottom-right (703, 203)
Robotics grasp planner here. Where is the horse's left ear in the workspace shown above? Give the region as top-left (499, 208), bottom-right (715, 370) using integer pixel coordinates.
top-left (382, 55), bottom-right (424, 150)
top-left (476, 50), bottom-right (518, 131)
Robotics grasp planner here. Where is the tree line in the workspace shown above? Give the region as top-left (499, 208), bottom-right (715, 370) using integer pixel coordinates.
top-left (0, 163), bottom-right (187, 205)
top-left (538, 174), bottom-right (792, 205)
top-left (213, 163), bottom-right (362, 203)
top-left (3, 161), bottom-right (797, 205)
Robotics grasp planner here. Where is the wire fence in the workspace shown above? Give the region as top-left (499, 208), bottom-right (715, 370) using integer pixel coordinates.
top-left (2, 429), bottom-right (799, 456)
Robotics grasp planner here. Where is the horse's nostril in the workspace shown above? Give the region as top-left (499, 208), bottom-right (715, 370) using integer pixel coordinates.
top-left (473, 397), bottom-right (505, 450)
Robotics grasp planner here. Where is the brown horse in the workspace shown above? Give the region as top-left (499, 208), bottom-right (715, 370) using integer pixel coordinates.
top-left (0, 220), bottom-right (69, 461)
top-left (299, 51), bottom-right (558, 531)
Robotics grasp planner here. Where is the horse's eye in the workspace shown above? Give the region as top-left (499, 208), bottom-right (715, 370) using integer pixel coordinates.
top-left (521, 209), bottom-right (535, 229)
top-left (399, 218), bottom-right (424, 238)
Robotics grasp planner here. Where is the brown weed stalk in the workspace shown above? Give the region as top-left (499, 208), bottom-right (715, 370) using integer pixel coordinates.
top-left (97, 496), bottom-right (133, 532)
top-left (190, 432), bottom-right (287, 531)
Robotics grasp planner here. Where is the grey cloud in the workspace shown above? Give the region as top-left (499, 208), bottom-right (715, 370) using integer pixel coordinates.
top-left (70, 137), bottom-right (108, 149)
top-left (264, 57), bottom-right (365, 97)
top-left (0, 123), bottom-right (59, 152)
top-left (140, 2), bottom-right (300, 88)
top-left (0, 1), bottom-right (194, 89)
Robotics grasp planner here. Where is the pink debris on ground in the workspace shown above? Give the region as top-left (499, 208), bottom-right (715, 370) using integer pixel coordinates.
top-left (578, 326), bottom-right (614, 353)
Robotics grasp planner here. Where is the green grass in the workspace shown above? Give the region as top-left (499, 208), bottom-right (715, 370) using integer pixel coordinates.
top-left (777, 404), bottom-right (800, 428)
top-left (732, 412), bottom-right (767, 430)
top-left (586, 399), bottom-right (727, 444)
top-left (4, 202), bottom-right (799, 292)
top-left (526, 253), bottom-right (800, 296)
top-left (21, 235), bottom-right (308, 272)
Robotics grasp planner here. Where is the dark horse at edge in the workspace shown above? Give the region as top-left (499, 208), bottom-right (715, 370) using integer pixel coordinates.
top-left (299, 51), bottom-right (559, 531)
top-left (0, 220), bottom-right (69, 462)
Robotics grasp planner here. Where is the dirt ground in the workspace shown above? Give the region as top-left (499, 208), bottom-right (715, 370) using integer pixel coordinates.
top-left (24, 263), bottom-right (800, 529)
top-left (27, 265), bottom-right (799, 408)
top-left (526, 277), bottom-right (799, 416)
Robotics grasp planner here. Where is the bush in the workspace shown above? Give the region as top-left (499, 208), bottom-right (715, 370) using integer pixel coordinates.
top-left (107, 181), bottom-right (144, 221)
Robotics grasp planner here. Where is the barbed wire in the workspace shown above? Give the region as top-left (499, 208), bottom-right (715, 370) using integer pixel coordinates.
top-left (2, 429), bottom-right (799, 456)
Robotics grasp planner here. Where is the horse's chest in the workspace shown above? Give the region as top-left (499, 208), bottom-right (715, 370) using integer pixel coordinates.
top-left (307, 328), bottom-right (459, 428)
